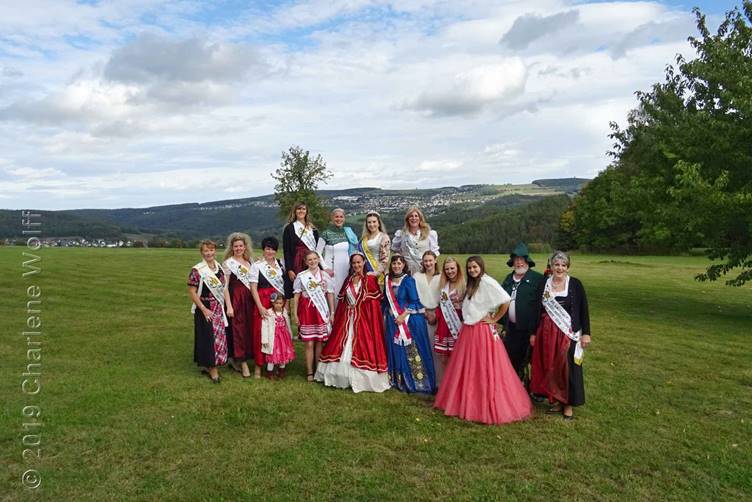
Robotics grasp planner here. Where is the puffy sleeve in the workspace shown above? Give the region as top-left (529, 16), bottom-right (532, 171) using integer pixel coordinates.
top-left (249, 262), bottom-right (260, 283)
top-left (188, 268), bottom-right (200, 288)
top-left (404, 276), bottom-right (424, 313)
top-left (292, 274), bottom-right (304, 294)
top-left (391, 229), bottom-right (403, 252)
top-left (428, 230), bottom-right (440, 255)
top-left (379, 233), bottom-right (391, 270)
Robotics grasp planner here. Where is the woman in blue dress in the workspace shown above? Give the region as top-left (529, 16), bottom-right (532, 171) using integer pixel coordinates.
top-left (382, 254), bottom-right (436, 394)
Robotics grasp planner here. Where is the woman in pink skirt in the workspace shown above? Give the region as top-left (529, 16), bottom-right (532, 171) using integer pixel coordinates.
top-left (434, 255), bottom-right (532, 425)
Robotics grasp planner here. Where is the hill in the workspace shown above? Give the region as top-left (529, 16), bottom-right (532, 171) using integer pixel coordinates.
top-left (0, 179), bottom-right (589, 247)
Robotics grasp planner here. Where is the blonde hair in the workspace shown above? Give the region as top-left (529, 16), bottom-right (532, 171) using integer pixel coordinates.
top-left (402, 206), bottom-right (431, 240)
top-left (361, 211), bottom-right (387, 239)
top-left (198, 239), bottom-right (216, 252)
top-left (223, 232), bottom-right (253, 261)
top-left (439, 256), bottom-right (466, 298)
top-left (287, 201), bottom-right (313, 226)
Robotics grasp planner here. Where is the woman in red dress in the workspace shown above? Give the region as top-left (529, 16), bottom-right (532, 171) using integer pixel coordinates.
top-left (530, 251), bottom-right (591, 420)
top-left (434, 256), bottom-right (532, 425)
top-left (315, 253), bottom-right (390, 393)
top-left (222, 232), bottom-right (255, 378)
top-left (250, 236), bottom-right (290, 379)
top-left (282, 202), bottom-right (320, 299)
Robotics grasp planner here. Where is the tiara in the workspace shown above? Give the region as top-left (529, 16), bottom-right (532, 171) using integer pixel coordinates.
top-left (366, 210), bottom-right (380, 217)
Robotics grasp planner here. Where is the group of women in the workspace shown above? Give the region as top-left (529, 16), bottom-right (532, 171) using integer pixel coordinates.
top-left (187, 203), bottom-right (592, 425)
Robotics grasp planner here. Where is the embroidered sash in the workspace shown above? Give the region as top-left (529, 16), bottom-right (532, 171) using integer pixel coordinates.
top-left (298, 269), bottom-right (330, 323)
top-left (542, 277), bottom-right (584, 365)
top-left (225, 257), bottom-right (252, 289)
top-left (258, 260), bottom-right (285, 295)
top-left (403, 231), bottom-right (425, 268)
top-left (294, 221), bottom-right (317, 251)
top-left (191, 260), bottom-right (228, 327)
top-left (385, 275), bottom-right (413, 346)
top-left (439, 283), bottom-right (462, 338)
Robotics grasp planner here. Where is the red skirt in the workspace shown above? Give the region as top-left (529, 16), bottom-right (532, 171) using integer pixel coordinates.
top-left (434, 322), bottom-right (532, 425)
top-left (434, 306), bottom-right (462, 355)
top-left (530, 314), bottom-right (575, 405)
top-left (297, 296), bottom-right (329, 342)
top-left (293, 241), bottom-right (310, 274)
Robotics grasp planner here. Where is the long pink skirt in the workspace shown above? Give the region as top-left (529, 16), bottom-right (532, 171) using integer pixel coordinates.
top-left (434, 322), bottom-right (532, 425)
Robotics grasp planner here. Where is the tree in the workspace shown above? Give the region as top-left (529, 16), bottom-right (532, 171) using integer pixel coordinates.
top-left (271, 145), bottom-right (333, 228)
top-left (566, 2), bottom-right (752, 285)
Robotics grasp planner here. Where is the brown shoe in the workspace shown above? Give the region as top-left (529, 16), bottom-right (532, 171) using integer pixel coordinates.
top-left (277, 367), bottom-right (286, 380)
top-left (265, 368), bottom-right (276, 380)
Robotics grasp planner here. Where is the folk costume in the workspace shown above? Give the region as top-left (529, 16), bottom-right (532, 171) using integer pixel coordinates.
top-left (383, 274), bottom-right (437, 394)
top-left (293, 268), bottom-right (334, 342)
top-left (317, 224), bottom-right (359, 303)
top-left (358, 231), bottom-right (390, 278)
top-left (261, 310), bottom-right (296, 367)
top-left (188, 261), bottom-right (229, 367)
top-left (530, 276), bottom-right (590, 407)
top-left (434, 274), bottom-right (532, 425)
top-left (435, 282), bottom-right (463, 355)
top-left (224, 257), bottom-right (255, 364)
top-left (250, 258), bottom-right (289, 368)
top-left (315, 273), bottom-right (390, 393)
top-left (282, 221), bottom-right (320, 298)
top-left (500, 243), bottom-right (544, 381)
top-left (391, 229), bottom-right (439, 275)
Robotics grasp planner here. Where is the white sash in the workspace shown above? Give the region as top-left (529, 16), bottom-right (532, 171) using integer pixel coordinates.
top-left (385, 275), bottom-right (412, 346)
top-left (403, 230), bottom-right (425, 266)
top-left (224, 257), bottom-right (252, 289)
top-left (258, 259), bottom-right (285, 295)
top-left (294, 221), bottom-right (317, 251)
top-left (298, 269), bottom-right (330, 323)
top-left (191, 260), bottom-right (228, 327)
top-left (542, 277), bottom-right (584, 365)
top-left (438, 283), bottom-right (462, 338)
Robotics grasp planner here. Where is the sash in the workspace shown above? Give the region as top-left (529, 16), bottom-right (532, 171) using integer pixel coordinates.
top-left (294, 221), bottom-right (317, 251)
top-left (257, 259), bottom-right (285, 295)
top-left (359, 236), bottom-right (380, 273)
top-left (402, 230), bottom-right (425, 267)
top-left (438, 283), bottom-right (462, 338)
top-left (385, 275), bottom-right (412, 346)
top-left (191, 260), bottom-right (228, 327)
top-left (344, 226), bottom-right (359, 255)
top-left (298, 269), bottom-right (330, 323)
top-left (224, 257), bottom-right (252, 289)
top-left (542, 277), bottom-right (584, 365)
top-left (345, 279), bottom-right (360, 306)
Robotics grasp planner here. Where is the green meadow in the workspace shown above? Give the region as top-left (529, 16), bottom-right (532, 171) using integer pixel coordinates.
top-left (1, 247), bottom-right (750, 500)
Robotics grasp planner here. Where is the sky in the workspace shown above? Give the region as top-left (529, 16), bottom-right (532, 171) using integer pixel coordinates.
top-left (0, 0), bottom-right (741, 209)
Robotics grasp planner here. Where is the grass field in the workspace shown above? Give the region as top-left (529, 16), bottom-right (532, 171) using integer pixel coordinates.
top-left (1, 247), bottom-right (750, 500)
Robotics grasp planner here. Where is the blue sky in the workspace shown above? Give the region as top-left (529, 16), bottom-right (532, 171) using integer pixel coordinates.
top-left (0, 0), bottom-right (744, 209)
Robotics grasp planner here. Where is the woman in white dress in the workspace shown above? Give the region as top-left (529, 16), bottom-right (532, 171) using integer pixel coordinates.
top-left (317, 208), bottom-right (358, 304)
top-left (357, 210), bottom-right (390, 280)
top-left (391, 206), bottom-right (439, 274)
top-left (412, 250), bottom-right (442, 385)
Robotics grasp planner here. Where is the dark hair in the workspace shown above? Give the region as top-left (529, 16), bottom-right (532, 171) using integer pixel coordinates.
top-left (464, 255), bottom-right (486, 299)
top-left (388, 254), bottom-right (410, 278)
top-left (261, 236), bottom-right (279, 251)
top-left (348, 252), bottom-right (366, 277)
